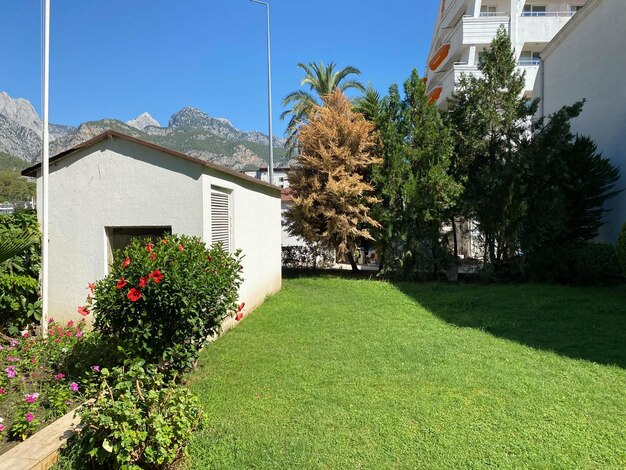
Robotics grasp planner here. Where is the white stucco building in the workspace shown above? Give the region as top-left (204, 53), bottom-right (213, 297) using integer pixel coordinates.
top-left (425, 0), bottom-right (588, 105)
top-left (537, 0), bottom-right (626, 242)
top-left (22, 130), bottom-right (282, 322)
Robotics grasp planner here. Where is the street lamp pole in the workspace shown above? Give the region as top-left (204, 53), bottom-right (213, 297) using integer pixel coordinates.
top-left (41, 0), bottom-right (51, 337)
top-left (249, 0), bottom-right (274, 185)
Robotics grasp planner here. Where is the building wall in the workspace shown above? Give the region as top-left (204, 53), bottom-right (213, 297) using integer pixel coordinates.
top-left (540, 0), bottom-right (626, 242)
top-left (280, 202), bottom-right (306, 247)
top-left (37, 137), bottom-right (281, 322)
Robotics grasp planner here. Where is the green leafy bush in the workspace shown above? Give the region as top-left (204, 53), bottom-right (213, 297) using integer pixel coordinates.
top-left (0, 210), bottom-right (41, 334)
top-left (87, 234), bottom-right (243, 372)
top-left (617, 223), bottom-right (626, 276)
top-left (69, 361), bottom-right (203, 469)
top-left (526, 242), bottom-right (620, 285)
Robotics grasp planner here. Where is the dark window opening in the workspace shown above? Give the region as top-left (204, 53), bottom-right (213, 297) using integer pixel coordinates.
top-left (106, 226), bottom-right (172, 265)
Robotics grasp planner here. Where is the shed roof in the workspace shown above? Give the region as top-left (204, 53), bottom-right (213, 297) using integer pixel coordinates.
top-left (21, 130), bottom-right (280, 193)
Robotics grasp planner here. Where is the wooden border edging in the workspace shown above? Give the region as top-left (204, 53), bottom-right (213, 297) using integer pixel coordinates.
top-left (0, 409), bottom-right (80, 470)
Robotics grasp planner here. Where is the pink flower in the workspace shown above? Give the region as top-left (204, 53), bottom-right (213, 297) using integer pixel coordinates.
top-left (10, 340), bottom-right (18, 347)
top-left (21, 331), bottom-right (30, 338)
top-left (88, 283), bottom-right (95, 293)
top-left (70, 382), bottom-right (79, 393)
top-left (0, 424), bottom-right (4, 432)
top-left (178, 244), bottom-right (184, 251)
top-left (24, 393), bottom-right (39, 403)
top-left (4, 366), bottom-right (16, 378)
top-left (67, 320), bottom-right (74, 327)
top-left (91, 365), bottom-right (100, 372)
top-left (76, 331), bottom-right (84, 338)
top-left (0, 388), bottom-right (5, 395)
top-left (26, 413), bottom-right (34, 423)
top-left (54, 373), bottom-right (65, 380)
top-left (77, 306), bottom-right (90, 317)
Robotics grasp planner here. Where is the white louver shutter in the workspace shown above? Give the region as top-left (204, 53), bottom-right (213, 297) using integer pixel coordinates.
top-left (211, 191), bottom-right (231, 252)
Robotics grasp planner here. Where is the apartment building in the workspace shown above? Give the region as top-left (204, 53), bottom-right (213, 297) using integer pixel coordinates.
top-left (425, 0), bottom-right (587, 106)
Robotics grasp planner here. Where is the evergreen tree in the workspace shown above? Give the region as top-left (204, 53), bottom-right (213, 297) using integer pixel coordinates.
top-left (285, 90), bottom-right (381, 271)
top-left (362, 70), bottom-right (461, 278)
top-left (447, 26), bottom-right (538, 269)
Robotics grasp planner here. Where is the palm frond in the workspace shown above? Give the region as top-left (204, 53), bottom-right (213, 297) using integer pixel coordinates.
top-left (0, 230), bottom-right (39, 264)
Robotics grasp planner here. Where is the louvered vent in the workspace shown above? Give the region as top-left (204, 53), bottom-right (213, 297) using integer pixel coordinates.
top-left (211, 191), bottom-right (231, 252)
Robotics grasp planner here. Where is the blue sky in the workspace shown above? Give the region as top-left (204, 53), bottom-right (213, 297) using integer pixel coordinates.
top-left (0, 0), bottom-right (437, 136)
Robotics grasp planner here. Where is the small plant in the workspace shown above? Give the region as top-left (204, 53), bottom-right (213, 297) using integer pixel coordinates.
top-left (87, 234), bottom-right (243, 372)
top-left (70, 361), bottom-right (204, 469)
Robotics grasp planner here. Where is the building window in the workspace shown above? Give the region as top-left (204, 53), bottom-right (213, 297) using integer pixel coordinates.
top-left (480, 6), bottom-right (497, 16)
top-left (522, 5), bottom-right (546, 16)
top-left (477, 50), bottom-right (488, 65)
top-left (519, 51), bottom-right (541, 65)
top-left (211, 189), bottom-right (231, 252)
top-left (106, 226), bottom-right (171, 265)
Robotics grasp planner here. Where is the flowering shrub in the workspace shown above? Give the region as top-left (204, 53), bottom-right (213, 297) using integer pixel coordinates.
top-left (87, 234), bottom-right (243, 372)
top-left (67, 361), bottom-right (203, 469)
top-left (0, 321), bottom-right (88, 441)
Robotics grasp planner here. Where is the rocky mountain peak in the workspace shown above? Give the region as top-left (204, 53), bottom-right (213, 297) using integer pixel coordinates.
top-left (0, 91), bottom-right (41, 134)
top-left (168, 107), bottom-right (216, 129)
top-left (126, 112), bottom-right (161, 130)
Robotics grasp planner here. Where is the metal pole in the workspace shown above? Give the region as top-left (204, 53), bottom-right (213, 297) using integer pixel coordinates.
top-left (249, 0), bottom-right (274, 185)
top-left (41, 0), bottom-right (50, 337)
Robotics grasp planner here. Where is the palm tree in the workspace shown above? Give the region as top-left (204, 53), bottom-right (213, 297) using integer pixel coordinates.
top-left (281, 61), bottom-right (365, 154)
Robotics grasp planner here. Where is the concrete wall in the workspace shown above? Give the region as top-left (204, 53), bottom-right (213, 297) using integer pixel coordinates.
top-left (541, 0), bottom-right (626, 242)
top-left (37, 137), bottom-right (281, 322)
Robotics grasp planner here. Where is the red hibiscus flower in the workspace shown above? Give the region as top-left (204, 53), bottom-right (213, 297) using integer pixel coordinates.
top-left (146, 242), bottom-right (154, 253)
top-left (77, 306), bottom-right (90, 317)
top-left (238, 302), bottom-right (245, 312)
top-left (178, 244), bottom-right (184, 251)
top-left (122, 257), bottom-right (131, 269)
top-left (149, 269), bottom-right (164, 284)
top-left (88, 282), bottom-right (95, 293)
top-left (161, 239), bottom-right (167, 245)
top-left (116, 277), bottom-right (127, 289)
top-left (127, 288), bottom-right (142, 302)
top-left (207, 256), bottom-right (212, 261)
top-left (139, 276), bottom-right (149, 288)
top-left (235, 313), bottom-right (244, 321)
top-left (150, 252), bottom-right (157, 260)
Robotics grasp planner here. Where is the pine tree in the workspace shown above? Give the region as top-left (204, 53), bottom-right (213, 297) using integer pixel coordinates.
top-left (447, 26), bottom-right (538, 269)
top-left (360, 70), bottom-right (462, 278)
top-left (285, 89), bottom-right (381, 271)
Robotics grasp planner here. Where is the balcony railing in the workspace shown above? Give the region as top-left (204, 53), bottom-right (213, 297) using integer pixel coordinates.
top-left (521, 11), bottom-right (575, 17)
top-left (518, 58), bottom-right (540, 66)
top-left (479, 11), bottom-right (507, 17)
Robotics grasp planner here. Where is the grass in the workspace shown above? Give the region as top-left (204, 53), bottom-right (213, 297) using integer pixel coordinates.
top-left (188, 276), bottom-right (626, 469)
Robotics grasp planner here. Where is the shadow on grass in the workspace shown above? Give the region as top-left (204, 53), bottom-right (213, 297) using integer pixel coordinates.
top-left (283, 267), bottom-right (379, 280)
top-left (394, 282), bottom-right (626, 369)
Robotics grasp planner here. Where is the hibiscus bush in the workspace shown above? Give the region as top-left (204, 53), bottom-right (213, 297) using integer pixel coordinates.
top-left (0, 321), bottom-right (88, 441)
top-left (86, 234), bottom-right (244, 372)
top-left (63, 361), bottom-right (203, 469)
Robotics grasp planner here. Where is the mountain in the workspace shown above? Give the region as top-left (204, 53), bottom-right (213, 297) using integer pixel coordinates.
top-left (126, 112), bottom-right (160, 130)
top-left (0, 92), bottom-right (291, 171)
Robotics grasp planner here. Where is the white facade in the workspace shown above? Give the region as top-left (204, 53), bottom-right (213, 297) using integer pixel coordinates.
top-left (539, 0), bottom-right (626, 242)
top-left (24, 132), bottom-right (282, 323)
top-left (426, 0), bottom-right (587, 105)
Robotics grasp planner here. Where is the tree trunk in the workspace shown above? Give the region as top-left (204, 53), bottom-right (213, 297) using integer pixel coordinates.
top-left (346, 251), bottom-right (359, 272)
top-left (378, 252), bottom-right (385, 273)
top-left (451, 218), bottom-right (458, 258)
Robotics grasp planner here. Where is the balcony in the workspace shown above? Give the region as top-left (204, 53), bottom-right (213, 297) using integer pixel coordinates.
top-left (517, 13), bottom-right (574, 44)
top-left (517, 65), bottom-right (540, 93)
top-left (429, 63), bottom-right (483, 106)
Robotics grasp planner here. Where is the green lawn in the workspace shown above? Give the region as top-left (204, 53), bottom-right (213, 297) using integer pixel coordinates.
top-left (188, 276), bottom-right (626, 469)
